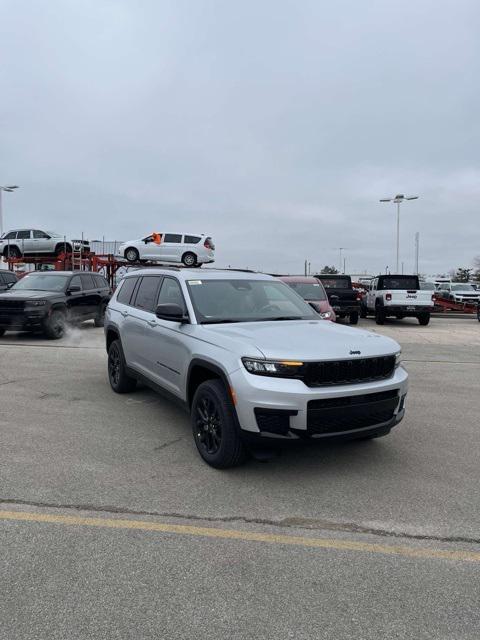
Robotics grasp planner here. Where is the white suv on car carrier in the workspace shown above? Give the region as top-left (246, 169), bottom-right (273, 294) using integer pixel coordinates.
top-left (105, 268), bottom-right (408, 468)
top-left (117, 233), bottom-right (215, 267)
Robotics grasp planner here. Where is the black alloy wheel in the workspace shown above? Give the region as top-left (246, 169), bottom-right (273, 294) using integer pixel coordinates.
top-left (44, 310), bottom-right (66, 339)
top-left (108, 339), bottom-right (137, 393)
top-left (191, 379), bottom-right (246, 468)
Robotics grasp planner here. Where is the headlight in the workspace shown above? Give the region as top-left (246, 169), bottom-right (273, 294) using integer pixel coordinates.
top-left (319, 311), bottom-right (332, 319)
top-left (395, 351), bottom-right (402, 368)
top-left (26, 300), bottom-right (48, 307)
top-left (242, 357), bottom-right (304, 378)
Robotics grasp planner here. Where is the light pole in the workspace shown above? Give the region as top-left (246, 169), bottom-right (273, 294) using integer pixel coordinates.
top-left (379, 194), bottom-right (418, 273)
top-left (334, 247), bottom-right (349, 273)
top-left (0, 185), bottom-right (20, 236)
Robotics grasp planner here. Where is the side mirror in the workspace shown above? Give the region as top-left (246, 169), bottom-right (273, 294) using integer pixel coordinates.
top-left (67, 284), bottom-right (81, 294)
top-left (155, 303), bottom-right (189, 323)
top-left (6, 281), bottom-right (15, 289)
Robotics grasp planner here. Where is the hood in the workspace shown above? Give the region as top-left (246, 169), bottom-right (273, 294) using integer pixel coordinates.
top-left (201, 319), bottom-right (399, 361)
top-left (0, 290), bottom-right (61, 301)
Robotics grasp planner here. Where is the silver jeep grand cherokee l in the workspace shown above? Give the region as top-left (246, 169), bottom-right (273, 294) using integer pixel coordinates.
top-left (105, 268), bottom-right (408, 468)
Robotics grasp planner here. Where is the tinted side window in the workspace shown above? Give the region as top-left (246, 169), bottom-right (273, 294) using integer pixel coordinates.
top-left (17, 230), bottom-right (31, 239)
top-left (4, 231), bottom-right (17, 239)
top-left (80, 274), bottom-right (96, 290)
top-left (94, 274), bottom-right (109, 288)
top-left (116, 277), bottom-right (138, 305)
top-left (134, 276), bottom-right (162, 312)
top-left (70, 275), bottom-right (82, 290)
top-left (157, 277), bottom-right (186, 311)
top-left (163, 234), bottom-right (182, 243)
top-left (184, 235), bottom-right (201, 244)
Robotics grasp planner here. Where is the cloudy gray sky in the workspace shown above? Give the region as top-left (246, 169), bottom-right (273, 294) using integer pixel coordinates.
top-left (1, 0), bottom-right (479, 275)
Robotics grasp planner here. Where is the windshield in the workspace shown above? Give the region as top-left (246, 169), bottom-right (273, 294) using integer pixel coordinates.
top-left (286, 282), bottom-right (327, 301)
top-left (452, 284), bottom-right (476, 291)
top-left (187, 279), bottom-right (317, 323)
top-left (46, 231), bottom-right (63, 238)
top-left (12, 273), bottom-right (69, 291)
top-left (317, 277), bottom-right (351, 289)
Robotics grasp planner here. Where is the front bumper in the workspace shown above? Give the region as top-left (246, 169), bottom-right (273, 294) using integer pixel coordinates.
top-left (229, 365), bottom-right (408, 439)
top-left (0, 309), bottom-right (48, 330)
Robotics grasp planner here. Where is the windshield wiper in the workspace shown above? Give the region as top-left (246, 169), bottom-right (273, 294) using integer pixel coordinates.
top-left (261, 316), bottom-right (304, 321)
top-left (201, 319), bottom-right (242, 325)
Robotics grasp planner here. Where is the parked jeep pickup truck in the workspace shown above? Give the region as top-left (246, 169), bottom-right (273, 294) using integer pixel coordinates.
top-left (361, 274), bottom-right (434, 325)
top-left (314, 275), bottom-right (360, 324)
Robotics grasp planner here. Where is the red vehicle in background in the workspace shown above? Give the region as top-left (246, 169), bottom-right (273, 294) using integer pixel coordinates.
top-left (278, 276), bottom-right (336, 321)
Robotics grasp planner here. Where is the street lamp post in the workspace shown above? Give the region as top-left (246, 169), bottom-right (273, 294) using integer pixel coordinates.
top-left (0, 185), bottom-right (20, 236)
top-left (379, 194), bottom-right (418, 273)
top-left (335, 247), bottom-right (349, 273)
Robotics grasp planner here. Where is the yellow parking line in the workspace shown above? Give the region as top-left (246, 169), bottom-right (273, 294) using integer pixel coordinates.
top-left (1, 509), bottom-right (479, 563)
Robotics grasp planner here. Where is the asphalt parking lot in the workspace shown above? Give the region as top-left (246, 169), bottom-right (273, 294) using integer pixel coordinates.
top-left (1, 316), bottom-right (479, 639)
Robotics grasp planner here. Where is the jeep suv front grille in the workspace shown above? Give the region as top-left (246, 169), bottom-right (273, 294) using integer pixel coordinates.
top-left (303, 355), bottom-right (395, 387)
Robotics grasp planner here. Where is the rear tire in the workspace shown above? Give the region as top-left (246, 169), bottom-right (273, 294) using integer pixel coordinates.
top-left (55, 243), bottom-right (72, 256)
top-left (191, 379), bottom-right (246, 468)
top-left (182, 252), bottom-right (197, 267)
top-left (418, 313), bottom-right (430, 326)
top-left (125, 247), bottom-right (140, 263)
top-left (94, 303), bottom-right (107, 327)
top-left (44, 310), bottom-right (66, 339)
top-left (108, 339), bottom-right (137, 393)
top-left (375, 307), bottom-right (385, 325)
top-left (349, 311), bottom-right (359, 325)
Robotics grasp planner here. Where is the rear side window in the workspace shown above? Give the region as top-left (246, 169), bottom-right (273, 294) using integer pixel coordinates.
top-left (80, 274), bottom-right (96, 290)
top-left (94, 274), bottom-right (109, 288)
top-left (116, 277), bottom-right (138, 305)
top-left (163, 234), bottom-right (182, 243)
top-left (134, 276), bottom-right (162, 311)
top-left (17, 230), bottom-right (31, 239)
top-left (184, 235), bottom-right (201, 244)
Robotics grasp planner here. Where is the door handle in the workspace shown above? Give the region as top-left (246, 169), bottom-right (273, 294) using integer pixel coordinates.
top-left (147, 319), bottom-right (157, 327)
top-left (121, 310), bottom-right (129, 318)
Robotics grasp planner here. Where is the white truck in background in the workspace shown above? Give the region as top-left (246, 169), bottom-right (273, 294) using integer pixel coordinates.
top-left (360, 274), bottom-right (434, 325)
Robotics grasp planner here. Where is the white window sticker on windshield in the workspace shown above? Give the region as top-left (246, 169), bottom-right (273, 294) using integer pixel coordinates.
top-left (188, 280), bottom-right (202, 285)
top-left (313, 283), bottom-right (320, 286)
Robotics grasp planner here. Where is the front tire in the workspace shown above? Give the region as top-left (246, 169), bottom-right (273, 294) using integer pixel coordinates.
top-left (125, 247), bottom-right (140, 263)
top-left (108, 339), bottom-right (137, 393)
top-left (418, 313), bottom-right (430, 326)
top-left (4, 246), bottom-right (21, 259)
top-left (349, 311), bottom-right (359, 325)
top-left (44, 310), bottom-right (66, 339)
top-left (191, 379), bottom-right (246, 468)
top-left (182, 252), bottom-right (197, 267)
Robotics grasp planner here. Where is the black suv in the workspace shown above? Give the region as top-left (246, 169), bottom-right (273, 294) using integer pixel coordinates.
top-left (314, 275), bottom-right (360, 324)
top-left (0, 271), bottom-right (112, 339)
